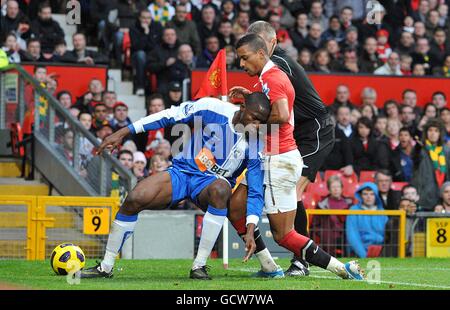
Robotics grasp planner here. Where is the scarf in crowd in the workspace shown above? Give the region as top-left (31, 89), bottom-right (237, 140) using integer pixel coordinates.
top-left (38, 82), bottom-right (48, 124)
top-left (152, 4), bottom-right (171, 26)
top-left (426, 140), bottom-right (447, 188)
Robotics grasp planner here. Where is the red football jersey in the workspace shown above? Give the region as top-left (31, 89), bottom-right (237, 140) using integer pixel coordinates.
top-left (255, 61), bottom-right (297, 155)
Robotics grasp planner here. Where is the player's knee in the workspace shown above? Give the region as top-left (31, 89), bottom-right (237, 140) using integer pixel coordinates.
top-left (121, 190), bottom-right (145, 215)
top-left (208, 183), bottom-right (231, 208)
top-left (272, 231), bottom-right (285, 244)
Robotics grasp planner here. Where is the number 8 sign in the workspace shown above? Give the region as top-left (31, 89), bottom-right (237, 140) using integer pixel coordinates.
top-left (83, 208), bottom-right (111, 235)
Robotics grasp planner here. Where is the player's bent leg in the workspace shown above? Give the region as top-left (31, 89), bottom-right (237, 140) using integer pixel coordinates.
top-left (228, 184), bottom-right (281, 277)
top-left (81, 172), bottom-right (173, 279)
top-left (190, 179), bottom-right (231, 280)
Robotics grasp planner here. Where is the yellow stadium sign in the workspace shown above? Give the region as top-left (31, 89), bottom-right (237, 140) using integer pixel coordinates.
top-left (427, 218), bottom-right (450, 257)
top-left (83, 208), bottom-right (110, 235)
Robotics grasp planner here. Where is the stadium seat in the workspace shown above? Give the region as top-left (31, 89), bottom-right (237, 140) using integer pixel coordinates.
top-left (324, 170), bottom-right (358, 184)
top-left (314, 171), bottom-right (322, 183)
top-left (359, 170), bottom-right (376, 183)
top-left (307, 181), bottom-right (329, 199)
top-left (122, 31), bottom-right (131, 68)
top-left (301, 192), bottom-right (319, 210)
top-left (343, 182), bottom-right (360, 200)
top-left (301, 192), bottom-right (319, 228)
top-left (367, 245), bottom-right (383, 257)
top-left (391, 182), bottom-right (408, 191)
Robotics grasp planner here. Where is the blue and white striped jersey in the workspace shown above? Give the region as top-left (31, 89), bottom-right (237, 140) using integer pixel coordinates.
top-left (128, 97), bottom-right (265, 223)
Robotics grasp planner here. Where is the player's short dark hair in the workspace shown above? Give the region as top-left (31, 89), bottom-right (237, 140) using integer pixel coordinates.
top-left (236, 34), bottom-right (268, 54)
top-left (244, 92), bottom-right (271, 122)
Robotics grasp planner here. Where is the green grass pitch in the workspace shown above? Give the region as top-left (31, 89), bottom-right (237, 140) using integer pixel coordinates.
top-left (0, 258), bottom-right (449, 290)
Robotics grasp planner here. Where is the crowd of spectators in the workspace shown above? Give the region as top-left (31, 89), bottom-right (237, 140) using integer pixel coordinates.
top-left (2, 0), bottom-right (450, 255)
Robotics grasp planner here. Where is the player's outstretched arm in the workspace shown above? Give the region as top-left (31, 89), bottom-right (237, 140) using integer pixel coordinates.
top-left (96, 126), bottom-right (130, 155)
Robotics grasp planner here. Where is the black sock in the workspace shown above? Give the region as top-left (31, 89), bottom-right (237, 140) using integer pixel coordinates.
top-left (295, 201), bottom-right (309, 236)
top-left (303, 240), bottom-right (332, 269)
top-left (292, 201), bottom-right (309, 263)
top-left (238, 226), bottom-right (267, 254)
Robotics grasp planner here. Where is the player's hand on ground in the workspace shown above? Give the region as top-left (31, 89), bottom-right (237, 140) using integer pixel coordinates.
top-left (229, 86), bottom-right (251, 101)
top-left (243, 224), bottom-right (256, 262)
top-left (96, 127), bottom-right (130, 155)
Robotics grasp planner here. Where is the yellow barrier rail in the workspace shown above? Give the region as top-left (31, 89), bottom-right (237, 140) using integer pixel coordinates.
top-left (0, 195), bottom-right (120, 260)
top-left (0, 196), bottom-right (36, 259)
top-left (306, 209), bottom-right (406, 258)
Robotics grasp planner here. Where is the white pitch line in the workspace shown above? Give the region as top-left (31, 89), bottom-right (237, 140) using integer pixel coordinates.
top-left (228, 267), bottom-right (450, 289)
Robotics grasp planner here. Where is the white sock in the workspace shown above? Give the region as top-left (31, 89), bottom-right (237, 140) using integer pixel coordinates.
top-left (255, 248), bottom-right (279, 272)
top-left (326, 256), bottom-right (345, 276)
top-left (192, 206), bottom-right (227, 269)
top-left (101, 213), bottom-right (138, 273)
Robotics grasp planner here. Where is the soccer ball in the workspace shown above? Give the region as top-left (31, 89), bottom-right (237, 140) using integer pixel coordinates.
top-left (50, 243), bottom-right (86, 275)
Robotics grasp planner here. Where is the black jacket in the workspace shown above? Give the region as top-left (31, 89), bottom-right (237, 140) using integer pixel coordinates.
top-left (380, 189), bottom-right (402, 210)
top-left (359, 50), bottom-right (383, 74)
top-left (60, 49), bottom-right (109, 65)
top-left (350, 135), bottom-right (390, 174)
top-left (30, 17), bottom-right (65, 53)
top-left (147, 42), bottom-right (180, 93)
top-left (129, 20), bottom-right (163, 54)
top-left (321, 126), bottom-right (353, 171)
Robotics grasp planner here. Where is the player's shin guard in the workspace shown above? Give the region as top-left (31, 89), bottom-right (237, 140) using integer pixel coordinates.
top-left (298, 236), bottom-right (345, 275)
top-left (102, 213), bottom-right (138, 273)
top-left (231, 217), bottom-right (278, 273)
top-left (193, 206), bottom-right (226, 269)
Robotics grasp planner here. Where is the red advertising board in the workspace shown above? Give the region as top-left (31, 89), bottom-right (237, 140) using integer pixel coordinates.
top-left (22, 63), bottom-right (108, 102)
top-left (191, 70), bottom-right (448, 108)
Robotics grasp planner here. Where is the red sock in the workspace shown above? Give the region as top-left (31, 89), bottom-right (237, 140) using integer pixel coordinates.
top-left (230, 217), bottom-right (247, 235)
top-left (278, 230), bottom-right (310, 258)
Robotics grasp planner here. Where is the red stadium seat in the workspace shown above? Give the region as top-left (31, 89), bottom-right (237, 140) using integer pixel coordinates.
top-left (359, 170), bottom-right (376, 183)
top-left (343, 182), bottom-right (361, 199)
top-left (301, 192), bottom-right (319, 229)
top-left (324, 170), bottom-right (342, 180)
top-left (301, 192), bottom-right (319, 210)
top-left (391, 182), bottom-right (408, 191)
top-left (122, 31), bottom-right (131, 68)
top-left (324, 170), bottom-right (358, 184)
top-left (307, 182), bottom-right (329, 199)
top-left (314, 172), bottom-right (322, 183)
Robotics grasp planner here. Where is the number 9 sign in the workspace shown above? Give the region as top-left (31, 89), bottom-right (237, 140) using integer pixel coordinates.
top-left (83, 208), bottom-right (110, 235)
